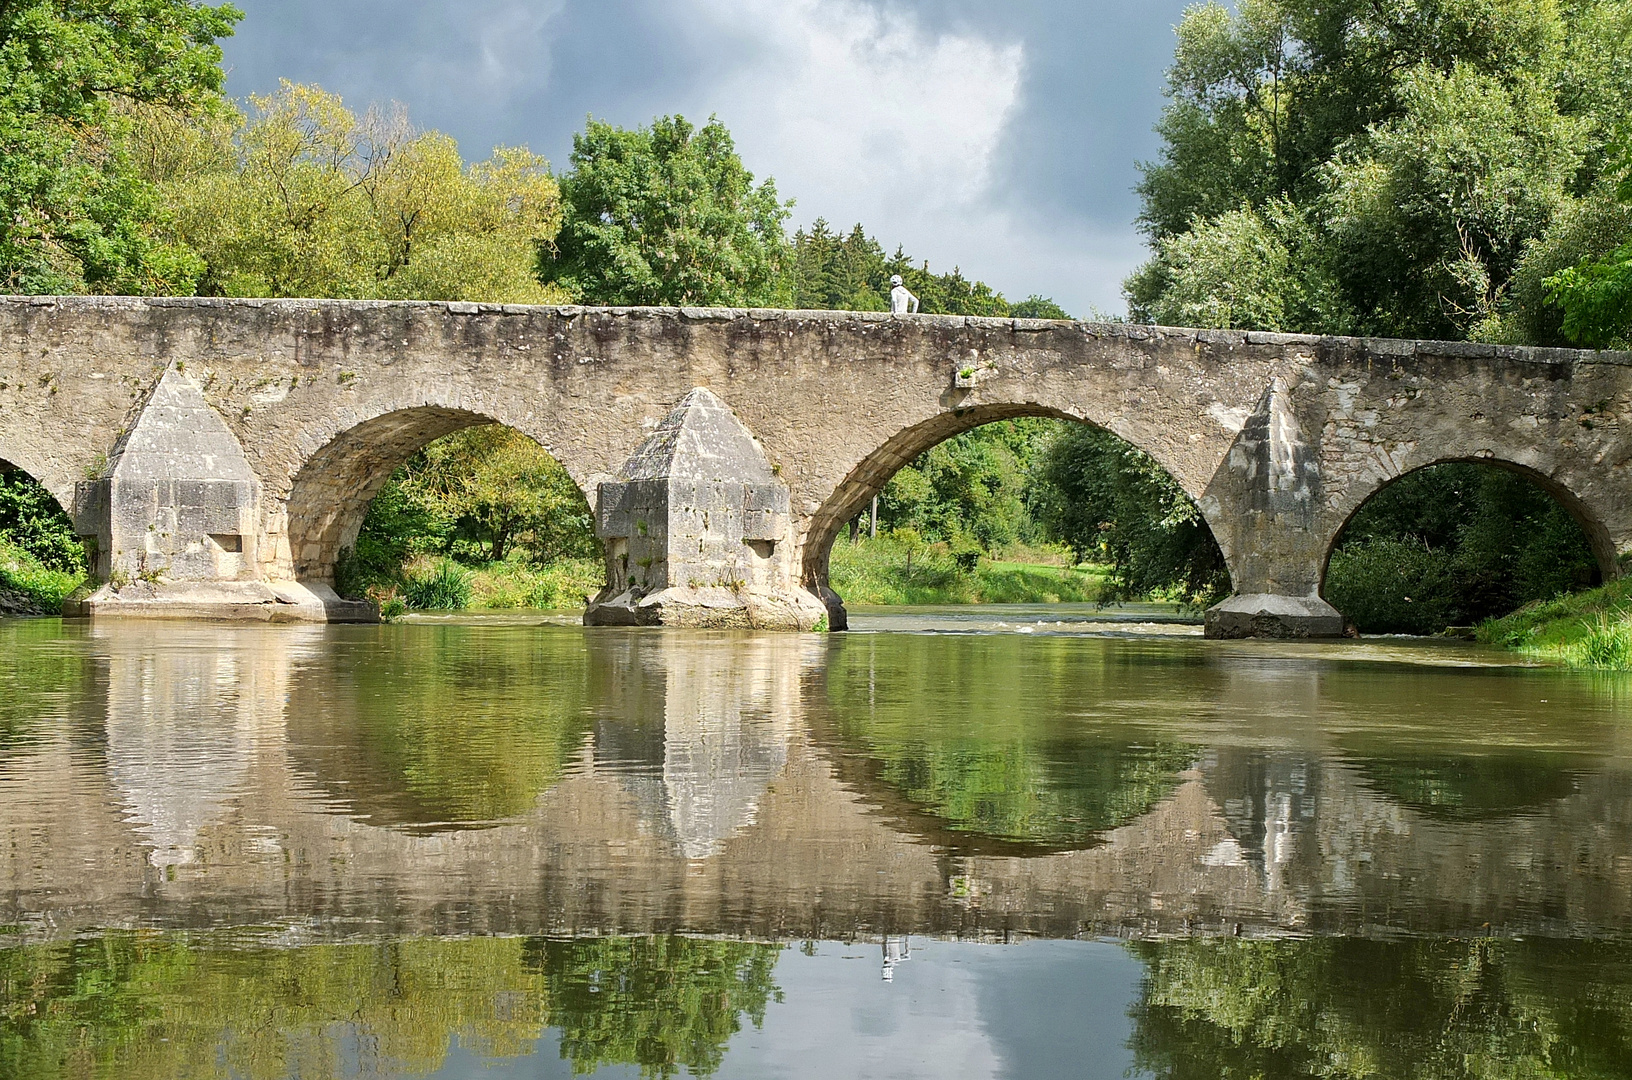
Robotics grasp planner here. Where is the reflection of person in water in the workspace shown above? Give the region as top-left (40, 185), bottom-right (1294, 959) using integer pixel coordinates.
top-left (881, 937), bottom-right (912, 981)
top-left (889, 274), bottom-right (920, 315)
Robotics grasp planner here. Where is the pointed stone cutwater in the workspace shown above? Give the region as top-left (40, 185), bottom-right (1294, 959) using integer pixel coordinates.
top-left (586, 387), bottom-right (829, 630)
top-left (1204, 376), bottom-right (1343, 639)
top-left (72, 367), bottom-right (369, 621)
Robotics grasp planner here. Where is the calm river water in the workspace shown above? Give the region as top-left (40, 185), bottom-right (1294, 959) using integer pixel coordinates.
top-left (2, 606), bottom-right (1631, 1078)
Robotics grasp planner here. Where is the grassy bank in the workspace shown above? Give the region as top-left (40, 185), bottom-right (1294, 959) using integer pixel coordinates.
top-left (0, 538), bottom-right (84, 615)
top-left (830, 537), bottom-right (1104, 606)
top-left (1478, 578), bottom-right (1632, 669)
top-left (358, 555), bottom-right (603, 618)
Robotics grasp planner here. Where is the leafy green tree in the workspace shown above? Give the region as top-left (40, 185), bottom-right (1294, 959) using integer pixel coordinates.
top-left (1132, 0), bottom-right (1632, 342)
top-left (1033, 425), bottom-right (1230, 607)
top-left (0, 0), bottom-right (240, 294)
top-left (789, 217), bottom-right (1072, 318)
top-left (340, 426), bottom-right (598, 601)
top-left (877, 421), bottom-right (1054, 555)
top-left (153, 82), bottom-right (566, 302)
top-left (1324, 463), bottom-right (1598, 633)
top-left (541, 115), bottom-right (791, 306)
top-left (0, 466), bottom-right (80, 572)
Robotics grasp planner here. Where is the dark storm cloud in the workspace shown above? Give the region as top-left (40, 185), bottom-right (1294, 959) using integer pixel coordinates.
top-left (220, 0), bottom-right (1192, 313)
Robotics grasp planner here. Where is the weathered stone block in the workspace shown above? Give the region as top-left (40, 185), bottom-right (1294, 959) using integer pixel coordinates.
top-left (1205, 594), bottom-right (1345, 639)
top-left (586, 388), bottom-right (827, 631)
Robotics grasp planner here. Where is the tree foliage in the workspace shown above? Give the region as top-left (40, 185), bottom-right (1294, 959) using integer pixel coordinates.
top-left (1032, 425), bottom-right (1230, 607)
top-left (340, 426), bottom-right (597, 599)
top-left (0, 0), bottom-right (241, 294)
top-left (789, 217), bottom-right (1069, 318)
top-left (0, 465), bottom-right (81, 572)
top-left (148, 82), bottom-right (565, 302)
top-left (1132, 0), bottom-right (1632, 342)
top-left (541, 115), bottom-right (791, 306)
top-left (1325, 463), bottom-right (1599, 633)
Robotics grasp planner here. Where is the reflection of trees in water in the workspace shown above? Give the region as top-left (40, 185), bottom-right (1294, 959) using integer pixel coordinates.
top-left (285, 627), bottom-right (595, 830)
top-left (524, 936), bottom-right (782, 1077)
top-left (0, 931), bottom-right (782, 1080)
top-left (0, 620), bottom-right (96, 764)
top-left (816, 635), bottom-right (1198, 850)
top-left (1350, 752), bottom-right (1582, 822)
top-left (1129, 937), bottom-right (1632, 1079)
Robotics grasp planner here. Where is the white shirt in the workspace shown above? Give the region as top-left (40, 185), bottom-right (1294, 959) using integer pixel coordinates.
top-left (890, 285), bottom-right (919, 315)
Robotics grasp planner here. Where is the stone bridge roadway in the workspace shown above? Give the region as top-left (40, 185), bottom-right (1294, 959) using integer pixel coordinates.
top-left (3, 296), bottom-right (1632, 635)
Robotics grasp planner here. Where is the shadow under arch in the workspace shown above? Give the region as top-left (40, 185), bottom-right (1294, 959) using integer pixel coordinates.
top-left (283, 406), bottom-right (597, 586)
top-left (800, 402), bottom-right (1232, 604)
top-left (1317, 456), bottom-right (1618, 596)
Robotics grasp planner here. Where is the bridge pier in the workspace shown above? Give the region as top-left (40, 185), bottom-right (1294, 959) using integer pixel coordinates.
top-left (585, 388), bottom-right (829, 632)
top-left (1201, 377), bottom-right (1347, 639)
top-left (66, 368), bottom-right (372, 623)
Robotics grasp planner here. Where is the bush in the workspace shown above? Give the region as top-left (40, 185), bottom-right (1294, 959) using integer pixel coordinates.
top-left (401, 558), bottom-right (473, 611)
top-left (1326, 464), bottom-right (1599, 634)
top-left (0, 537), bottom-right (85, 614)
top-left (1325, 539), bottom-right (1465, 635)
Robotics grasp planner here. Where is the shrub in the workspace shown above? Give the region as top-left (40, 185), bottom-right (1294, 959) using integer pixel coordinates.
top-left (1325, 539), bottom-right (1464, 635)
top-left (401, 558), bottom-right (473, 611)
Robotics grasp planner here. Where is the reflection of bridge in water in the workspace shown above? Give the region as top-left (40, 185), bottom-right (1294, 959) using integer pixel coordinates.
top-left (2, 622), bottom-right (1630, 942)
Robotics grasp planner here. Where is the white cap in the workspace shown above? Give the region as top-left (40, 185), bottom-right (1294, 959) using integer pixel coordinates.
top-left (890, 275), bottom-right (904, 286)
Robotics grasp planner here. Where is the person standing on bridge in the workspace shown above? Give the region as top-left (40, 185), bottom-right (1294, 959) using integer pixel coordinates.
top-left (889, 274), bottom-right (920, 315)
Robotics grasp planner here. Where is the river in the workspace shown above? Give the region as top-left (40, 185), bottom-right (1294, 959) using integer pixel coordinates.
top-left (2, 606), bottom-right (1629, 1078)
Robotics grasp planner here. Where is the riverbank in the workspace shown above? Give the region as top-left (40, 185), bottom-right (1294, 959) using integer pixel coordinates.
top-left (0, 540), bottom-right (82, 615)
top-left (361, 538), bottom-right (1106, 616)
top-left (829, 537), bottom-right (1103, 606)
top-left (1478, 578), bottom-right (1632, 670)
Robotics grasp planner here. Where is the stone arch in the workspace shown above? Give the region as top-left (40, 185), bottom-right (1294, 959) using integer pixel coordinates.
top-left (800, 401), bottom-right (1231, 600)
top-left (280, 406), bottom-right (595, 585)
top-left (1317, 456), bottom-right (1620, 593)
top-left (0, 449), bottom-right (75, 523)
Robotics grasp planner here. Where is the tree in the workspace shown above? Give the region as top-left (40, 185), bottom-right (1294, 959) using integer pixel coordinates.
top-left (1131, 0), bottom-right (1632, 342)
top-left (405, 427), bottom-right (596, 565)
top-left (0, 0), bottom-right (241, 294)
top-left (540, 115), bottom-right (792, 306)
top-left (152, 82), bottom-right (565, 303)
top-left (1032, 425), bottom-right (1230, 607)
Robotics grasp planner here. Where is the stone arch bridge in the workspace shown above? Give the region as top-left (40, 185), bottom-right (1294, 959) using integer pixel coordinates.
top-left (3, 296), bottom-right (1630, 636)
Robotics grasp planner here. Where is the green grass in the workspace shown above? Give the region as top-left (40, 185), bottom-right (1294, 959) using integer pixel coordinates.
top-left (830, 537), bottom-right (1104, 606)
top-left (1478, 577), bottom-right (1632, 669)
top-left (0, 538), bottom-right (85, 614)
top-left (466, 557), bottom-right (603, 610)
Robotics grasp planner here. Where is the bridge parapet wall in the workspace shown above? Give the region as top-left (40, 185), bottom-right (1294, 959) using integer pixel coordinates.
top-left (3, 296), bottom-right (1631, 635)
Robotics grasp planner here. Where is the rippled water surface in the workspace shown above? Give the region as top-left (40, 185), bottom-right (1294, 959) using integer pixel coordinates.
top-left (2, 607), bottom-right (1630, 1078)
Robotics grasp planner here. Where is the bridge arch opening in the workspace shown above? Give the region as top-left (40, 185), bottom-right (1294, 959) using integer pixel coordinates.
top-left (804, 406), bottom-right (1230, 613)
top-left (1320, 459), bottom-right (1611, 635)
top-left (284, 409), bottom-right (601, 611)
top-left (0, 457), bottom-right (88, 613)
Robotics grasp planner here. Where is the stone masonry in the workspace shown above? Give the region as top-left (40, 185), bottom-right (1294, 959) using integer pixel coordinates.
top-left (3, 296), bottom-right (1632, 635)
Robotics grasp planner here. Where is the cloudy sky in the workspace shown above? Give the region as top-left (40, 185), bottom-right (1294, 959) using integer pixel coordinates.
top-left (220, 0), bottom-right (1195, 316)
